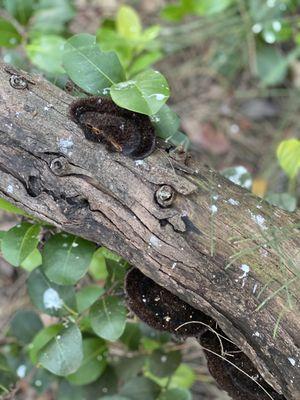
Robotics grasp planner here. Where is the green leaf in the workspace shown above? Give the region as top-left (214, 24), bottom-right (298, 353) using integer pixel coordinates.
top-left (110, 69), bottom-right (169, 116)
top-left (39, 324), bottom-right (83, 376)
top-left (115, 355), bottom-right (146, 381)
top-left (149, 350), bottom-right (181, 378)
top-left (88, 248), bottom-right (108, 281)
top-left (63, 33), bottom-right (125, 95)
top-left (67, 338), bottom-right (107, 385)
top-left (27, 267), bottom-right (77, 317)
top-left (29, 324), bottom-right (63, 364)
top-left (128, 51), bottom-right (163, 77)
top-left (21, 248), bottom-right (42, 271)
top-left (4, 0), bottom-right (34, 25)
top-left (120, 377), bottom-right (160, 400)
top-left (151, 104), bottom-right (180, 139)
top-left (277, 139), bottom-right (300, 179)
top-left (1, 222), bottom-right (41, 267)
top-left (120, 322), bottom-right (142, 351)
top-left (0, 198), bottom-right (27, 216)
top-left (76, 285), bottom-right (104, 313)
top-left (90, 295), bottom-right (127, 341)
top-left (116, 5), bottom-right (142, 39)
top-left (100, 397), bottom-right (130, 400)
top-left (10, 310), bottom-right (43, 344)
top-left (145, 363), bottom-right (196, 389)
top-left (194, 0), bottom-right (233, 15)
top-left (26, 35), bottom-right (66, 74)
top-left (42, 233), bottom-right (96, 285)
top-left (256, 46), bottom-right (288, 86)
top-left (0, 17), bottom-right (22, 48)
top-left (30, 0), bottom-right (75, 34)
top-left (265, 192), bottom-right (297, 212)
top-left (158, 388), bottom-right (192, 400)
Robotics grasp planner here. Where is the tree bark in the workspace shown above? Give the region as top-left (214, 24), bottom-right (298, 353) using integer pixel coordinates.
top-left (0, 63), bottom-right (299, 400)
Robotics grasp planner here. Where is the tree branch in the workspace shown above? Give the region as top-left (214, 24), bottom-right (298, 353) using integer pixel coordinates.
top-left (0, 63), bottom-right (299, 399)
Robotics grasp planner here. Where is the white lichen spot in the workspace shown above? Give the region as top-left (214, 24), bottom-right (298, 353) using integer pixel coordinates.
top-left (288, 357), bottom-right (296, 367)
top-left (135, 160), bottom-right (145, 166)
top-left (249, 212), bottom-right (267, 230)
top-left (228, 198), bottom-right (240, 206)
top-left (256, 204), bottom-right (262, 209)
top-left (252, 283), bottom-right (258, 294)
top-left (210, 205), bottom-right (218, 215)
top-left (16, 365), bottom-right (26, 378)
top-left (58, 137), bottom-right (73, 155)
top-left (43, 288), bottom-right (63, 310)
top-left (239, 264), bottom-right (250, 288)
top-left (253, 331), bottom-right (260, 337)
top-left (7, 184), bottom-right (13, 194)
top-left (149, 235), bottom-right (161, 247)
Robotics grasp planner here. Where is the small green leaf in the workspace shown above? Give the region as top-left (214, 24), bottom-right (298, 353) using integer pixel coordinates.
top-left (0, 198), bottom-right (28, 216)
top-left (116, 5), bottom-right (142, 39)
top-left (277, 139), bottom-right (300, 179)
top-left (110, 69), bottom-right (169, 116)
top-left (10, 310), bottom-right (43, 344)
top-left (115, 355), bottom-right (146, 381)
top-left (67, 338), bottom-right (107, 385)
top-left (1, 222), bottom-right (41, 267)
top-left (4, 0), bottom-right (34, 25)
top-left (158, 388), bottom-right (192, 400)
top-left (21, 248), bottom-right (42, 271)
top-left (88, 248), bottom-right (108, 281)
top-left (30, 0), bottom-right (75, 34)
top-left (151, 104), bottom-right (180, 139)
top-left (120, 322), bottom-right (142, 351)
top-left (145, 364), bottom-right (196, 389)
top-left (100, 397), bottom-right (130, 400)
top-left (149, 350), bottom-right (181, 378)
top-left (42, 233), bottom-right (96, 285)
top-left (39, 324), bottom-right (83, 376)
top-left (27, 267), bottom-right (77, 317)
top-left (76, 285), bottom-right (104, 313)
top-left (90, 295), bottom-right (126, 341)
top-left (29, 324), bottom-right (63, 364)
top-left (256, 46), bottom-right (288, 86)
top-left (128, 51), bottom-right (163, 77)
top-left (63, 33), bottom-right (125, 95)
top-left (0, 17), bottom-right (22, 47)
top-left (120, 377), bottom-right (160, 400)
top-left (26, 35), bottom-right (66, 74)
top-left (265, 192), bottom-right (297, 212)
top-left (194, 0), bottom-right (233, 15)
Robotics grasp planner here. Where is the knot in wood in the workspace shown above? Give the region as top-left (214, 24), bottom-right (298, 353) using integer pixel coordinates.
top-left (50, 157), bottom-right (69, 176)
top-left (9, 75), bottom-right (28, 90)
top-left (155, 185), bottom-right (175, 207)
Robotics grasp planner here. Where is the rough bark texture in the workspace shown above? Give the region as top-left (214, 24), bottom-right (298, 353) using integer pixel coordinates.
top-left (0, 63), bottom-right (299, 399)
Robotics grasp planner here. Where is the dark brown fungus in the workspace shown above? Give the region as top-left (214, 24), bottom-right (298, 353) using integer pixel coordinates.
top-left (125, 267), bottom-right (213, 337)
top-left (125, 267), bottom-right (286, 400)
top-left (69, 96), bottom-right (155, 159)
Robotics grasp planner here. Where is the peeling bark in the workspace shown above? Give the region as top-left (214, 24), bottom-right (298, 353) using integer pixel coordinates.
top-left (0, 63), bottom-right (299, 399)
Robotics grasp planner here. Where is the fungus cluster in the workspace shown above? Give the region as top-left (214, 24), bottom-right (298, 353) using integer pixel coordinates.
top-left (125, 268), bottom-right (286, 400)
top-left (69, 97), bottom-right (155, 159)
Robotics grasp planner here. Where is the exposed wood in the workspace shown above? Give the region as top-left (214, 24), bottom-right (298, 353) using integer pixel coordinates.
top-left (0, 63), bottom-right (299, 399)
